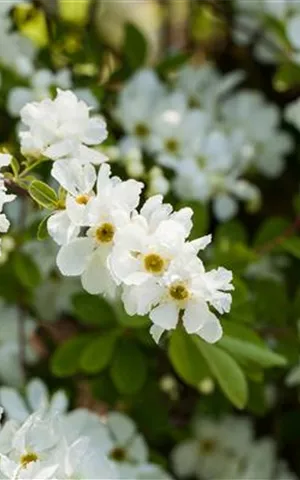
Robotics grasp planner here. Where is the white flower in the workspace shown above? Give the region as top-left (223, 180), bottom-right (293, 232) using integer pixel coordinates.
top-left (56, 437), bottom-right (118, 480)
top-left (109, 194), bottom-right (193, 296)
top-left (0, 154), bottom-right (16, 240)
top-left (20, 89), bottom-right (108, 164)
top-left (48, 159), bottom-right (97, 245)
top-left (115, 69), bottom-right (165, 149)
top-left (56, 163), bottom-right (143, 297)
top-left (222, 91), bottom-right (292, 178)
top-left (229, 438), bottom-right (297, 480)
top-left (285, 98), bottom-right (300, 131)
top-left (171, 415), bottom-right (254, 480)
top-left (175, 64), bottom-right (244, 113)
top-left (149, 92), bottom-right (210, 169)
top-left (0, 301), bottom-right (37, 387)
top-left (63, 409), bottom-right (170, 479)
top-left (145, 253), bottom-right (233, 344)
top-left (0, 409), bottom-right (61, 479)
top-left (0, 408), bottom-right (118, 480)
top-left (0, 378), bottom-right (68, 424)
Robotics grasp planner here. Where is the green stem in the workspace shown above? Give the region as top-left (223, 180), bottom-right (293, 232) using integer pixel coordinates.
top-left (19, 158), bottom-right (47, 179)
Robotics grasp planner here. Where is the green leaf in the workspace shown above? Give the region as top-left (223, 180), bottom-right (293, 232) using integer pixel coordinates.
top-left (219, 335), bottom-right (287, 369)
top-left (282, 237), bottom-right (300, 259)
top-left (51, 335), bottom-right (92, 377)
top-left (10, 156), bottom-right (20, 177)
top-left (124, 23), bottom-right (147, 70)
top-left (114, 303), bottom-right (149, 328)
top-left (37, 215), bottom-right (50, 241)
top-left (169, 329), bottom-right (209, 386)
top-left (13, 252), bottom-right (41, 289)
top-left (110, 340), bottom-right (147, 395)
top-left (72, 293), bottom-right (116, 326)
top-left (80, 332), bottom-right (118, 374)
top-left (156, 53), bottom-right (190, 75)
top-left (254, 217), bottom-right (289, 250)
top-left (215, 220), bottom-right (247, 245)
top-left (252, 279), bottom-right (289, 326)
top-left (222, 320), bottom-right (263, 345)
top-left (29, 180), bottom-right (58, 209)
top-left (194, 337), bottom-right (248, 409)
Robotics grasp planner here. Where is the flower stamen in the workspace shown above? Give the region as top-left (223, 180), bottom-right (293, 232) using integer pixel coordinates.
top-left (144, 253), bottom-right (165, 274)
top-left (95, 222), bottom-right (115, 243)
top-left (169, 282), bottom-right (189, 301)
top-left (75, 194), bottom-right (90, 205)
top-left (20, 452), bottom-right (38, 468)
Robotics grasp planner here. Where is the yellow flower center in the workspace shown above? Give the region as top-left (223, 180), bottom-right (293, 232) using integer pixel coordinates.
top-left (143, 253), bottom-right (165, 274)
top-left (169, 282), bottom-right (189, 301)
top-left (134, 123), bottom-right (150, 138)
top-left (20, 452), bottom-right (38, 468)
top-left (109, 447), bottom-right (127, 462)
top-left (200, 438), bottom-right (217, 455)
top-left (95, 222), bottom-right (115, 243)
top-left (165, 138), bottom-right (179, 154)
top-left (75, 194), bottom-right (90, 205)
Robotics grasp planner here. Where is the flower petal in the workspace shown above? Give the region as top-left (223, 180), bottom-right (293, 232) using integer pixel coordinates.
top-left (150, 302), bottom-right (178, 330)
top-left (57, 238), bottom-right (94, 276)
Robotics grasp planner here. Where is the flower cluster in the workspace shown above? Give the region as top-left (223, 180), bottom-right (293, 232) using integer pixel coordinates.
top-left (234, 0), bottom-right (300, 65)
top-left (114, 67), bottom-right (292, 221)
top-left (20, 89), bottom-right (107, 166)
top-left (0, 379), bottom-right (171, 480)
top-left (17, 90), bottom-right (234, 344)
top-left (171, 414), bottom-right (297, 480)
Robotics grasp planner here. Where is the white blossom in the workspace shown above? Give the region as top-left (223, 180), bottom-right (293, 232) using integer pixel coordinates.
top-left (48, 159), bottom-right (97, 245)
top-left (115, 69), bottom-right (165, 150)
top-left (20, 89), bottom-right (108, 165)
top-left (0, 378), bottom-right (68, 424)
top-left (0, 408), bottom-right (117, 480)
top-left (56, 163), bottom-right (143, 297)
top-left (171, 415), bottom-right (254, 480)
top-left (0, 154), bottom-right (16, 241)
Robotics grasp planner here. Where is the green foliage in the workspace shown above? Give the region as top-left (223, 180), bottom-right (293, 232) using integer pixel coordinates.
top-left (13, 252), bottom-right (41, 289)
top-left (282, 237), bottom-right (300, 259)
top-left (110, 340), bottom-right (147, 395)
top-left (72, 293), bottom-right (116, 327)
top-left (254, 217), bottom-right (289, 251)
top-left (29, 180), bottom-right (58, 209)
top-left (37, 215), bottom-right (50, 241)
top-left (80, 331), bottom-right (119, 374)
top-left (219, 335), bottom-right (286, 369)
top-left (195, 337), bottom-right (248, 409)
top-left (123, 23), bottom-right (148, 71)
top-left (169, 329), bottom-right (209, 386)
top-left (51, 335), bottom-right (93, 377)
